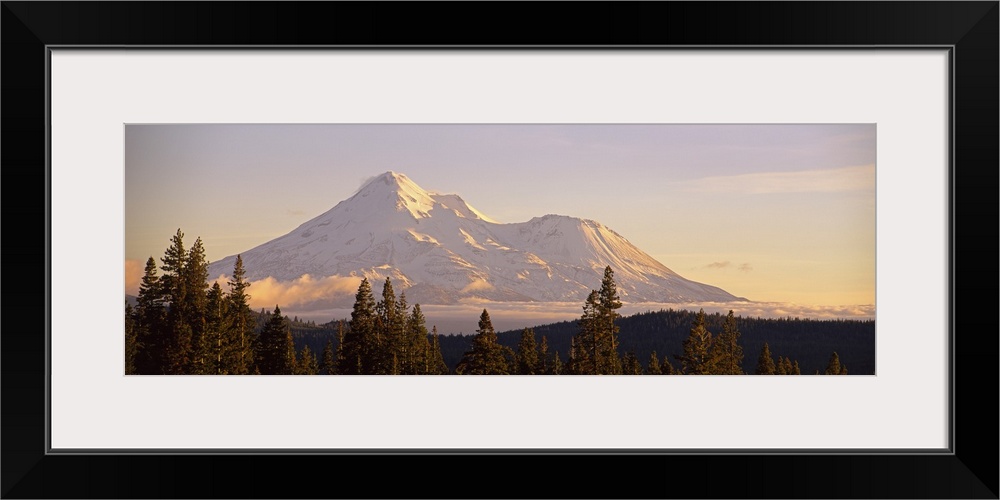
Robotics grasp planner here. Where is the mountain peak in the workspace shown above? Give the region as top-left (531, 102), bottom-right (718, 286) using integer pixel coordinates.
top-left (351, 170), bottom-right (429, 202)
top-left (207, 170), bottom-right (745, 305)
top-left (346, 172), bottom-right (497, 223)
top-left (360, 171), bottom-right (423, 193)
top-left (379, 170), bottom-right (407, 182)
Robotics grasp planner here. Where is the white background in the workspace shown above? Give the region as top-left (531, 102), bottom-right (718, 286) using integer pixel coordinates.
top-left (50, 50), bottom-right (949, 450)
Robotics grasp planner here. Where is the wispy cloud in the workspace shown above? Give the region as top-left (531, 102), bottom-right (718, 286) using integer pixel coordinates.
top-left (355, 174), bottom-right (380, 193)
top-left (704, 261), bottom-right (753, 273)
top-left (682, 164), bottom-right (874, 194)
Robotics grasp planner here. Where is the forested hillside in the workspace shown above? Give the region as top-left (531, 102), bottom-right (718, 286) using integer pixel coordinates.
top-left (127, 229), bottom-right (873, 376)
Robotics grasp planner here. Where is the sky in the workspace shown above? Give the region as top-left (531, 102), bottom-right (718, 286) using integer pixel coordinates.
top-left (125, 124), bottom-right (875, 328)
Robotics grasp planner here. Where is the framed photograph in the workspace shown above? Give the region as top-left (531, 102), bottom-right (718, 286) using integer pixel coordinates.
top-left (3, 2), bottom-right (996, 498)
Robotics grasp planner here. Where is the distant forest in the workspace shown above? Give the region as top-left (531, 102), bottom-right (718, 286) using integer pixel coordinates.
top-left (127, 229), bottom-right (873, 375)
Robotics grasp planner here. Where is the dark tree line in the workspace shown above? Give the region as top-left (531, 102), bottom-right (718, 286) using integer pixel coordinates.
top-left (452, 310), bottom-right (874, 375)
top-left (336, 266), bottom-right (852, 376)
top-left (450, 266), bottom-right (629, 375)
top-left (127, 232), bottom-right (862, 376)
top-left (337, 277), bottom-right (449, 375)
top-left (128, 229), bottom-right (258, 375)
top-left (125, 230), bottom-right (449, 375)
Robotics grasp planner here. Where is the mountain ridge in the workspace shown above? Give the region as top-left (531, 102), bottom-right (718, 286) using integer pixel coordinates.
top-left (206, 172), bottom-right (746, 305)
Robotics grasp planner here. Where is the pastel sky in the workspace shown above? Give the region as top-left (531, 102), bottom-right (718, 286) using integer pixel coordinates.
top-left (125, 124), bottom-right (875, 317)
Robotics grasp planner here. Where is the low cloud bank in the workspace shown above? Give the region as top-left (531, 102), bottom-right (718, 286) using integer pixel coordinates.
top-left (127, 268), bottom-right (873, 333)
top-left (210, 274), bottom-right (363, 311)
top-left (281, 300), bottom-right (875, 336)
top-left (621, 301), bottom-right (874, 321)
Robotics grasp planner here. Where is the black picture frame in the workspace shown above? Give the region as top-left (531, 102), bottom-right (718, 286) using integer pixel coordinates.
top-left (3, 2), bottom-right (996, 498)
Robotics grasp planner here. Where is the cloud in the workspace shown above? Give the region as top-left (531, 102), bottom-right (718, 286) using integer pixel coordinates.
top-left (211, 274), bottom-right (364, 311)
top-left (275, 300), bottom-right (875, 335)
top-left (624, 301), bottom-right (875, 321)
top-left (704, 261), bottom-right (752, 272)
top-left (355, 174), bottom-right (380, 193)
top-left (124, 259), bottom-right (143, 295)
top-left (286, 209), bottom-right (305, 216)
top-left (419, 302), bottom-right (585, 334)
top-left (460, 278), bottom-right (495, 293)
top-left (135, 269), bottom-right (871, 332)
top-left (682, 164), bottom-right (875, 194)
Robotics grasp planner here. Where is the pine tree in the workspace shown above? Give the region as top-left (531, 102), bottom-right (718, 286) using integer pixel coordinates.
top-left (159, 229), bottom-right (188, 313)
top-left (575, 290), bottom-right (600, 375)
top-left (404, 303), bottom-right (429, 374)
top-left (296, 345), bottom-right (319, 375)
top-left (792, 360), bottom-right (802, 375)
top-left (375, 278), bottom-right (401, 374)
top-left (183, 237), bottom-right (210, 374)
top-left (125, 302), bottom-right (139, 375)
top-left (782, 357), bottom-right (795, 375)
top-left (622, 351), bottom-right (643, 375)
top-left (550, 351), bottom-right (563, 375)
top-left (646, 351), bottom-right (661, 375)
top-left (165, 323), bottom-right (193, 375)
top-left (538, 336), bottom-right (550, 375)
top-left (135, 257), bottom-right (166, 374)
top-left (321, 339), bottom-right (335, 375)
top-left (776, 356), bottom-right (788, 375)
top-left (515, 328), bottom-right (539, 375)
top-left (566, 336), bottom-right (581, 375)
top-left (709, 310), bottom-right (744, 375)
top-left (456, 309), bottom-right (508, 375)
top-left (502, 345), bottom-right (518, 375)
top-left (839, 364), bottom-right (848, 375)
top-left (661, 355), bottom-right (677, 375)
top-left (286, 325), bottom-right (298, 375)
top-left (160, 229), bottom-right (192, 374)
top-left (344, 278), bottom-right (378, 375)
top-left (676, 309), bottom-right (714, 375)
top-left (596, 267), bottom-right (623, 375)
top-left (395, 292), bottom-right (413, 373)
top-left (420, 336), bottom-right (434, 375)
top-left (428, 326), bottom-right (449, 375)
top-left (258, 305), bottom-right (295, 375)
top-left (755, 342), bottom-right (776, 375)
top-left (824, 351), bottom-right (842, 375)
top-left (226, 255), bottom-right (257, 374)
top-left (203, 282), bottom-right (230, 374)
top-left (334, 320), bottom-right (346, 374)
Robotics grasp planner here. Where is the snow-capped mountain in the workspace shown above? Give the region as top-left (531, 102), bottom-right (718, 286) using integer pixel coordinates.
top-left (207, 172), bottom-right (745, 305)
